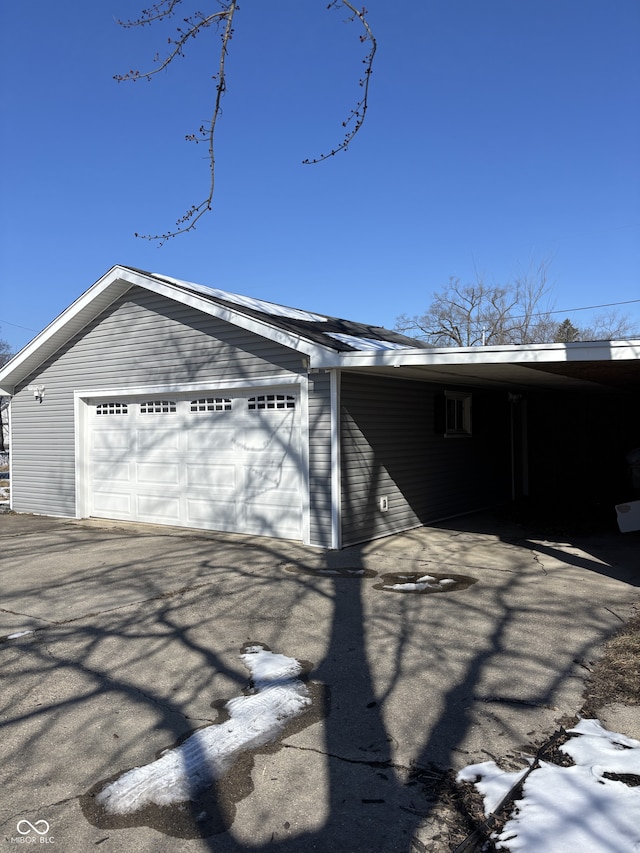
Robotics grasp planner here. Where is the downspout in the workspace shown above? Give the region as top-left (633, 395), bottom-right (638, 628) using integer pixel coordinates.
top-left (330, 370), bottom-right (342, 549)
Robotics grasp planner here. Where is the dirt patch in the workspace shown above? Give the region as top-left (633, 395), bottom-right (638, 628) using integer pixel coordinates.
top-left (582, 605), bottom-right (640, 714)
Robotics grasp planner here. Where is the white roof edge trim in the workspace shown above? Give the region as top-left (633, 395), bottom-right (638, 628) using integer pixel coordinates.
top-left (0, 265), bottom-right (133, 394)
top-left (0, 265), bottom-right (338, 393)
top-left (311, 338), bottom-right (640, 369)
top-left (153, 273), bottom-right (330, 322)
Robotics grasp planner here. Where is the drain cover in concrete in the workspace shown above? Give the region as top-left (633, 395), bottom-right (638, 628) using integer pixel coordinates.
top-left (373, 572), bottom-right (477, 594)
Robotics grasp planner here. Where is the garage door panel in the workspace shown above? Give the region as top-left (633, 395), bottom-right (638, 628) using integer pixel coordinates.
top-left (92, 430), bottom-right (131, 452)
top-left (186, 426), bottom-right (236, 452)
top-left (244, 463), bottom-right (299, 493)
top-left (93, 491), bottom-right (132, 515)
top-left (186, 463), bottom-right (236, 489)
top-left (89, 391), bottom-right (302, 539)
top-left (244, 466), bottom-right (283, 493)
top-left (137, 461), bottom-right (178, 485)
top-left (240, 432), bottom-right (282, 453)
top-left (92, 462), bottom-right (130, 483)
top-left (136, 428), bottom-right (180, 454)
top-left (245, 491), bottom-right (301, 511)
top-left (186, 498), bottom-right (237, 528)
top-left (243, 430), bottom-right (297, 454)
top-left (241, 504), bottom-right (300, 538)
top-left (136, 494), bottom-right (181, 522)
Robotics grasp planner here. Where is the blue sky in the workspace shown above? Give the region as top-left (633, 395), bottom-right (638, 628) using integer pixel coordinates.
top-left (1, 0), bottom-right (639, 353)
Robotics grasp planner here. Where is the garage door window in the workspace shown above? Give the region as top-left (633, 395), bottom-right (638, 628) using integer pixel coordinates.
top-left (190, 397), bottom-right (232, 412)
top-left (96, 402), bottom-right (128, 415)
top-left (248, 394), bottom-right (295, 410)
top-left (140, 400), bottom-right (177, 414)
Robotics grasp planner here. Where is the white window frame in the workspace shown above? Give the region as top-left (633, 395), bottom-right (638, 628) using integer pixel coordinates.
top-left (444, 391), bottom-right (472, 437)
top-left (190, 397), bottom-right (232, 412)
top-left (139, 399), bottom-right (177, 414)
top-left (95, 401), bottom-right (129, 416)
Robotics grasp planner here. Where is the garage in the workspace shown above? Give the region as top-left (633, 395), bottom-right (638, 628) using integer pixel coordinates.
top-left (3, 266), bottom-right (638, 549)
top-left (87, 390), bottom-right (303, 539)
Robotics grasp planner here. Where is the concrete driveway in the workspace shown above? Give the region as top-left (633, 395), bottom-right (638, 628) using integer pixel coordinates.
top-left (1, 512), bottom-right (638, 852)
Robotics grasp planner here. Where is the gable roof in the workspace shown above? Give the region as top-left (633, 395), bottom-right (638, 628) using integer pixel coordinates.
top-left (1, 265), bottom-right (638, 396)
top-left (0, 265), bottom-right (426, 394)
top-left (147, 269), bottom-right (429, 353)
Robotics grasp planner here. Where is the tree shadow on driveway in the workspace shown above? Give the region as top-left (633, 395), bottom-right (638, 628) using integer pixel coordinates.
top-left (1, 513), bottom-right (638, 851)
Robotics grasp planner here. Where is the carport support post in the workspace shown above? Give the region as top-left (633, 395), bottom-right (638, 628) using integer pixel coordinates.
top-left (508, 393), bottom-right (529, 502)
top-left (330, 370), bottom-right (342, 550)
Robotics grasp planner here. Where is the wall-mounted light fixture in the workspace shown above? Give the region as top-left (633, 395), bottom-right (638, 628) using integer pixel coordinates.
top-left (33, 385), bottom-right (45, 403)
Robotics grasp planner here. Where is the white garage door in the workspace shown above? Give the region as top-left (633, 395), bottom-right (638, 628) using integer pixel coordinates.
top-left (88, 391), bottom-right (302, 539)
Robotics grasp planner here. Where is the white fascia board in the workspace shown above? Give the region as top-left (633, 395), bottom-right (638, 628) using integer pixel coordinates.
top-left (0, 265), bottom-right (337, 393)
top-left (0, 265), bottom-right (132, 395)
top-left (312, 339), bottom-right (640, 370)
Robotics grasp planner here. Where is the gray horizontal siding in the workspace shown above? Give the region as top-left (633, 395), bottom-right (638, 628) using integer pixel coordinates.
top-left (340, 373), bottom-right (511, 546)
top-left (11, 287), bottom-right (307, 519)
top-left (307, 371), bottom-right (333, 548)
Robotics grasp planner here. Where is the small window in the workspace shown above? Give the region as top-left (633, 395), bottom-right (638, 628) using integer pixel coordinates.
top-left (445, 392), bottom-right (472, 437)
top-left (190, 397), bottom-right (232, 412)
top-left (96, 402), bottom-right (128, 415)
top-left (140, 400), bottom-right (177, 414)
top-left (248, 394), bottom-right (296, 411)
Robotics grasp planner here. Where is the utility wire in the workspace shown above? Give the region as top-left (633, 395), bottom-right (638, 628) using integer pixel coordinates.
top-left (510, 297), bottom-right (640, 322)
top-left (2, 298), bottom-right (640, 338)
top-left (0, 319), bottom-right (39, 333)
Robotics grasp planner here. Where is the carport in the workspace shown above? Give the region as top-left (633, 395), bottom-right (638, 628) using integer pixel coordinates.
top-left (321, 339), bottom-right (640, 531)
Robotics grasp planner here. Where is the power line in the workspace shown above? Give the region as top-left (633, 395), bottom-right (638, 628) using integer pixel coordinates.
top-left (543, 298), bottom-right (640, 316)
top-left (0, 318), bottom-right (39, 333)
top-left (510, 297), bottom-right (640, 322)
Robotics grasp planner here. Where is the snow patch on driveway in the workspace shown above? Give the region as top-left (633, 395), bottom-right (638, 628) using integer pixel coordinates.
top-left (96, 645), bottom-right (312, 814)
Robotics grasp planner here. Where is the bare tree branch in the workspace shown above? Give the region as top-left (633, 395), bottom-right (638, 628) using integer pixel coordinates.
top-left (116, 0), bottom-right (187, 28)
top-left (116, 1), bottom-right (377, 243)
top-left (302, 1), bottom-right (377, 164)
top-left (396, 257), bottom-right (637, 347)
top-left (579, 309), bottom-right (635, 341)
top-left (396, 263), bottom-right (559, 347)
top-left (116, 13), bottom-right (230, 83)
top-left (116, 1), bottom-right (238, 244)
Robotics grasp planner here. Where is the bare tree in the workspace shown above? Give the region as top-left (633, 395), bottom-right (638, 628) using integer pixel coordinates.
top-left (0, 331), bottom-right (12, 453)
top-left (578, 309), bottom-right (635, 341)
top-left (115, 1), bottom-right (376, 243)
top-left (0, 334), bottom-right (10, 368)
top-left (396, 260), bottom-right (557, 347)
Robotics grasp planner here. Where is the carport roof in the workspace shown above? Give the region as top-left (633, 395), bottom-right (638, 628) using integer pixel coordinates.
top-left (314, 338), bottom-right (640, 393)
top-left (0, 264), bottom-right (639, 395)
